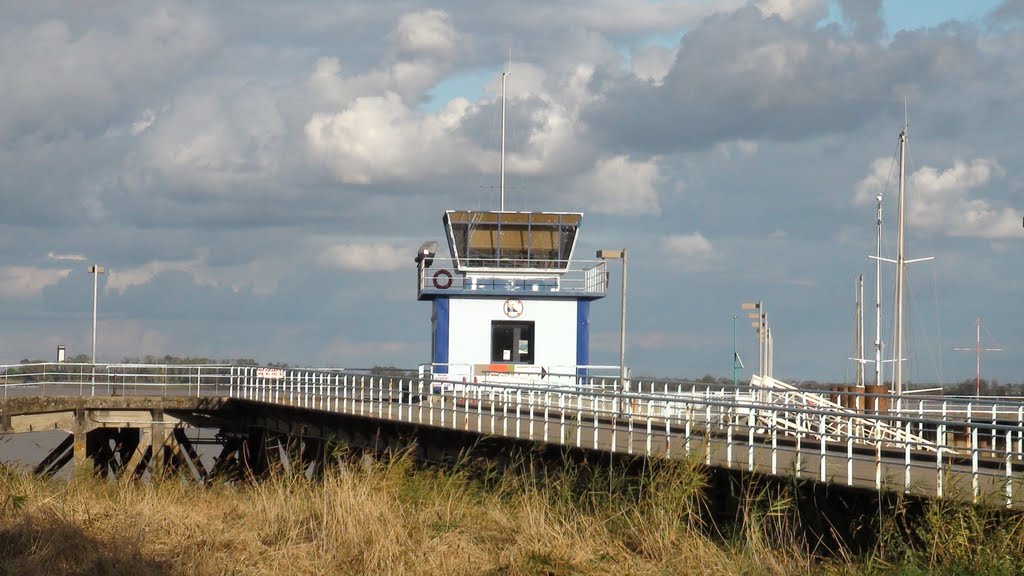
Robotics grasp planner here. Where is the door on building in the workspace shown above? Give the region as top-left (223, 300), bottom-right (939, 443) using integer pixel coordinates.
top-left (491, 321), bottom-right (535, 364)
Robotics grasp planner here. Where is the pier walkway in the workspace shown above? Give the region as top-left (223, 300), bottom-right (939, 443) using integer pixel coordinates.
top-left (2, 362), bottom-right (1023, 508)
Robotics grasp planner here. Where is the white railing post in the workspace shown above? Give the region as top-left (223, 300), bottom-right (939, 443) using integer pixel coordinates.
top-left (1018, 406), bottom-right (1023, 462)
top-left (665, 405), bottom-right (672, 458)
top-left (515, 390), bottom-right (522, 438)
top-left (646, 400), bottom-right (653, 457)
top-left (747, 402), bottom-right (755, 472)
top-left (559, 394), bottom-right (565, 445)
top-left (795, 411), bottom-right (803, 479)
top-left (1006, 429), bottom-right (1014, 508)
top-left (627, 408), bottom-right (634, 456)
top-left (418, 379), bottom-right (425, 423)
top-left (972, 425), bottom-right (980, 504)
top-left (529, 390), bottom-right (536, 440)
top-left (847, 417), bottom-right (854, 487)
top-left (726, 412), bottom-right (733, 468)
top-left (771, 408), bottom-right (777, 476)
top-left (904, 421), bottom-right (911, 493)
top-left (685, 404), bottom-right (692, 457)
top-left (819, 413), bottom-right (827, 483)
top-left (936, 416), bottom-right (946, 499)
top-left (477, 388), bottom-right (483, 433)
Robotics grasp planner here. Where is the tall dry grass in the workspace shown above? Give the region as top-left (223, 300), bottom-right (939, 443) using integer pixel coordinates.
top-left (0, 452), bottom-right (1021, 575)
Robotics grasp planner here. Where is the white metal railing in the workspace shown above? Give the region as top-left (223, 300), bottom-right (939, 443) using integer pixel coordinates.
top-left (416, 257), bottom-right (608, 297)
top-left (3, 362), bottom-right (1024, 507)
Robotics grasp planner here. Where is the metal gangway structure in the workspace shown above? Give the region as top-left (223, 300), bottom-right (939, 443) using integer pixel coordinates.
top-left (2, 362), bottom-right (1024, 508)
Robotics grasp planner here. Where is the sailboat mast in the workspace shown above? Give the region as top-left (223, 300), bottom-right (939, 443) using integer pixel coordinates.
top-left (499, 67), bottom-right (507, 211)
top-left (975, 318), bottom-right (981, 395)
top-left (874, 193), bottom-right (883, 386)
top-left (856, 274), bottom-right (864, 387)
top-left (893, 125), bottom-right (907, 395)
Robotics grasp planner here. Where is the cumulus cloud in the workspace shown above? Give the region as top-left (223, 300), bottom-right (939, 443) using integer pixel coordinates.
top-left (855, 157), bottom-right (1022, 239)
top-left (513, 0), bottom-right (744, 34)
top-left (317, 242), bottom-right (409, 272)
top-left (308, 10), bottom-right (460, 109)
top-left (47, 252), bottom-right (87, 262)
top-left (0, 7), bottom-right (215, 142)
top-left (106, 257), bottom-right (217, 294)
top-left (569, 155), bottom-right (661, 215)
top-left (838, 0), bottom-right (885, 40)
top-left (130, 85), bottom-right (287, 194)
top-left (663, 232), bottom-right (714, 258)
top-left (390, 10), bottom-right (459, 59)
top-left (305, 55), bottom-right (598, 186)
top-left (0, 266), bottom-right (70, 298)
top-left (662, 232), bottom-right (719, 272)
top-left (305, 92), bottom-right (486, 184)
top-left (753, 0), bottom-right (828, 23)
top-left (631, 44), bottom-right (677, 85)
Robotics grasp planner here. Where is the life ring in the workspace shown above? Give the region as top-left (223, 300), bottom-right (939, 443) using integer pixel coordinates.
top-left (432, 269), bottom-right (453, 289)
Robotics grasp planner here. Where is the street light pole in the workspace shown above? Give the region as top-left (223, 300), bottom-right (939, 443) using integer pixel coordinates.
top-left (619, 249), bottom-right (627, 396)
top-left (741, 301), bottom-right (763, 378)
top-left (88, 265), bottom-right (104, 363)
top-left (596, 249), bottom-right (628, 407)
top-left (733, 315), bottom-right (737, 387)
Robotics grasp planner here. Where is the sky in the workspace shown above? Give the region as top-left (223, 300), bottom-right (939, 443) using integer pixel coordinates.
top-left (2, 0), bottom-right (1023, 386)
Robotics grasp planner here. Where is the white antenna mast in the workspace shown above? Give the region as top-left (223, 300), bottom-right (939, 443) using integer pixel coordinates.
top-left (499, 50), bottom-right (510, 211)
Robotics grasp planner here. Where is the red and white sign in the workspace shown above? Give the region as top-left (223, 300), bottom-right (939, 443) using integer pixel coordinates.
top-left (503, 298), bottom-right (523, 318)
top-left (256, 367), bottom-right (286, 380)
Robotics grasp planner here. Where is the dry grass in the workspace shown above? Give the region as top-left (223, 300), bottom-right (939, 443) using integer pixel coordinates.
top-left (0, 454), bottom-right (1021, 576)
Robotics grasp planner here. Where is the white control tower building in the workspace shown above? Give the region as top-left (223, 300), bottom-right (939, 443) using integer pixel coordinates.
top-left (415, 210), bottom-right (608, 387)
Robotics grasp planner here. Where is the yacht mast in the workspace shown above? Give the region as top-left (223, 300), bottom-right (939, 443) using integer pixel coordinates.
top-left (855, 274), bottom-right (864, 387)
top-left (890, 106), bottom-right (934, 395)
top-left (499, 53), bottom-right (510, 211)
top-left (893, 124), bottom-right (907, 395)
top-left (874, 193), bottom-right (883, 386)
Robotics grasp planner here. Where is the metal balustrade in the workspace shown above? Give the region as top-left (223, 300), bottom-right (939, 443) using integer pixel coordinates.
top-left (3, 362), bottom-right (1024, 507)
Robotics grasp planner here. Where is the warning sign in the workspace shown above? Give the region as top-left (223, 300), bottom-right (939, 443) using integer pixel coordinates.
top-left (256, 367), bottom-right (286, 380)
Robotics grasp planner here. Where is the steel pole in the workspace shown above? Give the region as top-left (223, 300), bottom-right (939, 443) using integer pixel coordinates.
top-left (732, 314), bottom-right (737, 387)
top-left (619, 249), bottom-right (628, 399)
top-left (92, 269), bottom-right (98, 364)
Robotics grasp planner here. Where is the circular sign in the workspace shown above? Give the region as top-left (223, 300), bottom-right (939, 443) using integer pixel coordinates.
top-left (503, 298), bottom-right (523, 318)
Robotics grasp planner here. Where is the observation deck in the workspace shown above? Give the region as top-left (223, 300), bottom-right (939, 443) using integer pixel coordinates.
top-left (415, 210), bottom-right (608, 300)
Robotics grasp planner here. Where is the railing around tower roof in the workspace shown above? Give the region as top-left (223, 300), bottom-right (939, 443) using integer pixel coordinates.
top-left (417, 257), bottom-right (608, 299)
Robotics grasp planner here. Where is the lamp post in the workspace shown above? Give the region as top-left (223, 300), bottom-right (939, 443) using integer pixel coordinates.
top-left (741, 301), bottom-right (764, 378)
top-left (88, 265), bottom-right (104, 364)
top-left (732, 315), bottom-right (745, 387)
top-left (596, 249), bottom-right (627, 407)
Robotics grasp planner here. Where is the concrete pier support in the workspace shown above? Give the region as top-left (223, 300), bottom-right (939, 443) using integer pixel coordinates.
top-left (73, 408), bottom-right (91, 473)
top-left (150, 409), bottom-right (166, 477)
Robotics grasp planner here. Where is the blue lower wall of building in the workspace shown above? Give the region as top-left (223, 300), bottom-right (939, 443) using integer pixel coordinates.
top-left (576, 300), bottom-right (589, 376)
top-left (432, 298), bottom-right (449, 373)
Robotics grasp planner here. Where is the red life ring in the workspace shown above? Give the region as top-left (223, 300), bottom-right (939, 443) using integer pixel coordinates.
top-left (432, 269), bottom-right (453, 289)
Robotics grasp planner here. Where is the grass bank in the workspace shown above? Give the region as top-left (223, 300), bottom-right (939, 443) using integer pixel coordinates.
top-left (0, 454), bottom-right (1021, 575)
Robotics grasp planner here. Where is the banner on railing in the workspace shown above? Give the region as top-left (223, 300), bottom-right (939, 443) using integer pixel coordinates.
top-left (256, 367), bottom-right (286, 380)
